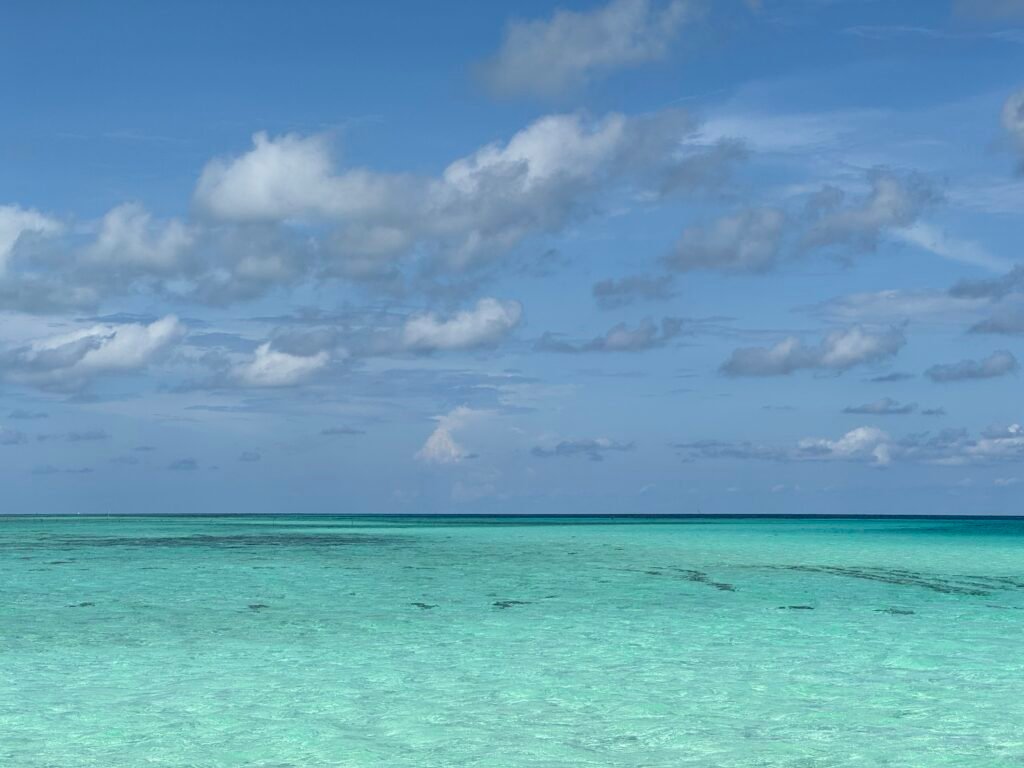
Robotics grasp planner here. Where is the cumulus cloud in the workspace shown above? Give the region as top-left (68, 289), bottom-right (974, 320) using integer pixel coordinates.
top-left (230, 342), bottom-right (330, 387)
top-left (531, 437), bottom-right (634, 461)
top-left (0, 315), bottom-right (184, 390)
top-left (842, 397), bottom-right (916, 415)
top-left (925, 350), bottom-right (1018, 382)
top-left (0, 203), bottom-right (319, 311)
top-left (666, 207), bottom-right (786, 273)
top-left (536, 317), bottom-right (685, 353)
top-left (950, 265), bottom-right (1024, 334)
top-left (84, 203), bottom-right (193, 270)
top-left (195, 132), bottom-right (405, 222)
top-left (481, 0), bottom-right (695, 97)
top-left (676, 428), bottom-right (894, 465)
top-left (969, 306), bottom-right (1024, 335)
top-left (0, 205), bottom-right (62, 273)
top-left (954, 424), bottom-right (1024, 464)
top-left (4, 107), bottom-right (734, 310)
top-left (798, 426), bottom-right (893, 465)
top-left (949, 264), bottom-right (1024, 300)
top-left (402, 298), bottom-right (522, 352)
top-left (802, 170), bottom-right (939, 254)
top-left (720, 326), bottom-right (905, 376)
top-left (662, 170), bottom-right (937, 274)
top-left (592, 274), bottom-right (674, 309)
top-left (679, 424), bottom-right (1024, 467)
top-left (193, 110), bottom-right (721, 275)
top-left (415, 406), bottom-right (486, 465)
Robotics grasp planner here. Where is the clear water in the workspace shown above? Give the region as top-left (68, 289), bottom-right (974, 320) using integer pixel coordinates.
top-left (3, 515), bottom-right (1024, 767)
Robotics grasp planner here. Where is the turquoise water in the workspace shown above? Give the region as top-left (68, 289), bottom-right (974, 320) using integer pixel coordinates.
top-left (3, 515), bottom-right (1024, 767)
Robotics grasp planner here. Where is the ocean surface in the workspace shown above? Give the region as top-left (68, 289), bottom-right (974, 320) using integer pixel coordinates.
top-left (2, 515), bottom-right (1023, 767)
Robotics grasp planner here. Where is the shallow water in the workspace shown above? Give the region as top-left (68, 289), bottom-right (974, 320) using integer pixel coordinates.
top-left (3, 515), bottom-right (1023, 767)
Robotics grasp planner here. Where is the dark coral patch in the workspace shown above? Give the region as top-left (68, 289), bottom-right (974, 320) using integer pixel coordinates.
top-left (493, 600), bottom-right (530, 609)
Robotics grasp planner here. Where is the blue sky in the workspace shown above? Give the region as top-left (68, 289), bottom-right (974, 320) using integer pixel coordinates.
top-left (2, 0), bottom-right (1024, 515)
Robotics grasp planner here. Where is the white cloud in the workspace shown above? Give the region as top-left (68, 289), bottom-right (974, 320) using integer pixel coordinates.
top-left (194, 132), bottom-right (405, 222)
top-left (415, 406), bottom-right (486, 465)
top-left (2, 108), bottom-right (726, 309)
top-left (667, 207), bottom-right (786, 272)
top-left (811, 289), bottom-right (989, 324)
top-left (663, 170), bottom-right (938, 275)
top-left (799, 426), bottom-right (893, 465)
top-left (402, 298), bottom-right (522, 352)
top-left (0, 205), bottom-right (62, 273)
top-left (925, 350), bottom-right (1018, 382)
top-left (892, 222), bottom-right (1011, 272)
top-left (802, 171), bottom-right (938, 253)
top-left (193, 110), bottom-right (703, 273)
top-left (696, 109), bottom-right (883, 154)
top-left (681, 424), bottom-right (1024, 468)
top-left (85, 203), bottom-right (193, 270)
top-left (1, 315), bottom-right (184, 389)
top-left (76, 316), bottom-right (183, 373)
top-left (231, 342), bottom-right (330, 387)
top-left (964, 424), bottom-right (1024, 461)
top-left (721, 326), bottom-right (905, 376)
top-left (482, 0), bottom-right (695, 97)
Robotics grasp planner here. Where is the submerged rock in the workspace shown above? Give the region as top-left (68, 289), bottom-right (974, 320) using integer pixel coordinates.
top-left (493, 600), bottom-right (530, 609)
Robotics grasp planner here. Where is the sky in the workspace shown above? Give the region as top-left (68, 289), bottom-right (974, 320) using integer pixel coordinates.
top-left (2, 0), bottom-right (1024, 515)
